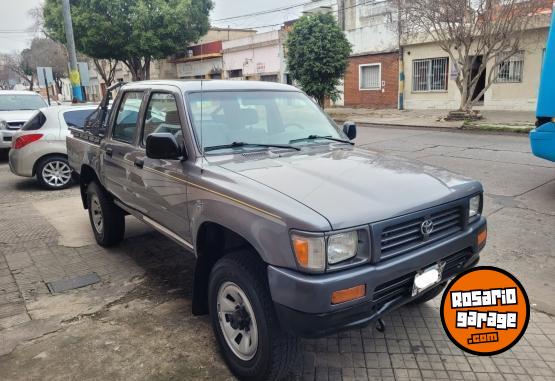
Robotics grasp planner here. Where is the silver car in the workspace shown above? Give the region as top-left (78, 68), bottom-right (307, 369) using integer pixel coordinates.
top-left (0, 90), bottom-right (48, 149)
top-left (9, 105), bottom-right (97, 190)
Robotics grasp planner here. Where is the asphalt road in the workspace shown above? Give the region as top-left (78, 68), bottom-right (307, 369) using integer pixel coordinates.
top-left (0, 126), bottom-right (554, 381)
top-left (355, 126), bottom-right (555, 315)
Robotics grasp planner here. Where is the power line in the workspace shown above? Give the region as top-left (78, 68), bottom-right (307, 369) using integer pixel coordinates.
top-left (212, 1), bottom-right (314, 22)
top-left (213, 1), bottom-right (389, 31)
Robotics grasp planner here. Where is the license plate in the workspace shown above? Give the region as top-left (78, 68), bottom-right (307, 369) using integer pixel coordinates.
top-left (412, 262), bottom-right (444, 296)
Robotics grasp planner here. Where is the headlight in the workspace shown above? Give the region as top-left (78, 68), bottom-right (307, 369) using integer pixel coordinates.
top-left (469, 195), bottom-right (482, 218)
top-left (0, 120), bottom-right (7, 130)
top-left (291, 231), bottom-right (359, 272)
top-left (327, 231), bottom-right (358, 264)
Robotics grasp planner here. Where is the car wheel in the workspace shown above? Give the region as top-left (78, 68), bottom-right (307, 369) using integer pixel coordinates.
top-left (36, 156), bottom-right (73, 190)
top-left (209, 251), bottom-right (299, 381)
top-left (409, 282), bottom-right (447, 305)
top-left (87, 182), bottom-right (125, 247)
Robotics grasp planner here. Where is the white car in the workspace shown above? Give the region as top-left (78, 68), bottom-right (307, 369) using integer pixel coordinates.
top-left (0, 91), bottom-right (49, 149)
top-left (9, 105), bottom-right (98, 190)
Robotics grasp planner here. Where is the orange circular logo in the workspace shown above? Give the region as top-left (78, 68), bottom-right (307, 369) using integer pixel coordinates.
top-left (440, 266), bottom-right (529, 356)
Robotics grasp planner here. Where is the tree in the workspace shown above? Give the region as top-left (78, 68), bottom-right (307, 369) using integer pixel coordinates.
top-left (396, 0), bottom-right (549, 113)
top-left (3, 53), bottom-right (35, 90)
top-left (286, 13), bottom-right (352, 108)
top-left (92, 58), bottom-right (119, 88)
top-left (21, 38), bottom-right (69, 93)
top-left (43, 0), bottom-right (213, 81)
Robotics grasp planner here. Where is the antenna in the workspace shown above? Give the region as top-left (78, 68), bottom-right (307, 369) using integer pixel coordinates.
top-left (200, 37), bottom-right (205, 171)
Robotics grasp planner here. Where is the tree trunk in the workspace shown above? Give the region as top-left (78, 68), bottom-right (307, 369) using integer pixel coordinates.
top-left (316, 94), bottom-right (325, 109)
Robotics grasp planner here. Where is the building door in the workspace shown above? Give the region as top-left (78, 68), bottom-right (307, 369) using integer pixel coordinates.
top-left (469, 56), bottom-right (486, 104)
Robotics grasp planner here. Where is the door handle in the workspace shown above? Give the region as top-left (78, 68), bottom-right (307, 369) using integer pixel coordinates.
top-left (105, 147), bottom-right (113, 157)
top-left (134, 158), bottom-right (144, 169)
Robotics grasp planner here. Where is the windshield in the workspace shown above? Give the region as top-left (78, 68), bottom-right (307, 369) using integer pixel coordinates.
top-left (187, 91), bottom-right (345, 152)
top-left (0, 94), bottom-right (47, 111)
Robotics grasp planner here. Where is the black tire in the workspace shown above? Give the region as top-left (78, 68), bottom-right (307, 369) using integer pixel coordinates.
top-left (209, 251), bottom-right (299, 381)
top-left (87, 182), bottom-right (125, 247)
top-left (36, 155), bottom-right (73, 190)
top-left (409, 282), bottom-right (447, 305)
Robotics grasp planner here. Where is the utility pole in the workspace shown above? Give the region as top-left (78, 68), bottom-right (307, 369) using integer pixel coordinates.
top-left (61, 0), bottom-right (83, 103)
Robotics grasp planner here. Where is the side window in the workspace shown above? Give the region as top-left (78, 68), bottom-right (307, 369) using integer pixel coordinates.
top-left (112, 92), bottom-right (143, 144)
top-left (143, 93), bottom-right (182, 146)
top-left (63, 109), bottom-right (95, 129)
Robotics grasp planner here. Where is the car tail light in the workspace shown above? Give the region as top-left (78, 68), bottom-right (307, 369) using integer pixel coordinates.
top-left (12, 134), bottom-right (43, 149)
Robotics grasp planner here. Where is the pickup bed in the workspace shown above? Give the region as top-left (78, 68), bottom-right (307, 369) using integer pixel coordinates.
top-left (68, 80), bottom-right (487, 381)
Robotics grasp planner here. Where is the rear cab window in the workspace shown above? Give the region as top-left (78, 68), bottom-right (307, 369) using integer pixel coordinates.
top-left (112, 92), bottom-right (144, 144)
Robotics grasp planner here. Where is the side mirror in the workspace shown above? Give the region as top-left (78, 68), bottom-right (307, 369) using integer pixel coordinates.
top-left (146, 133), bottom-right (184, 160)
top-left (343, 121), bottom-right (357, 140)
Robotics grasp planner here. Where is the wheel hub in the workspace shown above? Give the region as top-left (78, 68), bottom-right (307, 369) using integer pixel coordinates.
top-left (228, 305), bottom-right (251, 331)
top-left (217, 281), bottom-right (259, 361)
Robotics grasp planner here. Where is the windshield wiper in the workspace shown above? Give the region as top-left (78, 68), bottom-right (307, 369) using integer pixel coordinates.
top-left (204, 141), bottom-right (301, 153)
top-left (289, 135), bottom-right (354, 145)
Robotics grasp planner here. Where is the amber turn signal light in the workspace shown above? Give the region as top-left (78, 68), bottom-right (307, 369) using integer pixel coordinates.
top-left (331, 285), bottom-right (366, 305)
top-left (292, 238), bottom-right (309, 267)
top-left (477, 228), bottom-right (487, 247)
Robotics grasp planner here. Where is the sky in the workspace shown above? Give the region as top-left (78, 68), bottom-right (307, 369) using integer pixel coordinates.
top-left (0, 0), bottom-right (305, 54)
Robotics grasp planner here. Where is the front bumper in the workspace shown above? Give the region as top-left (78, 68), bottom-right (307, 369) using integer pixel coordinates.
top-left (268, 217), bottom-right (486, 337)
top-left (0, 129), bottom-right (16, 149)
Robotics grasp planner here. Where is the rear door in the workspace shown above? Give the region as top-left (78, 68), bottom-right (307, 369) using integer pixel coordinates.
top-left (129, 88), bottom-right (193, 245)
top-left (102, 91), bottom-right (145, 209)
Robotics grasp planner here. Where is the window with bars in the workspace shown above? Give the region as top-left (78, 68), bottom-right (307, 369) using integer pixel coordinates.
top-left (412, 58), bottom-right (449, 92)
top-left (359, 64), bottom-right (381, 90)
top-left (496, 52), bottom-right (524, 83)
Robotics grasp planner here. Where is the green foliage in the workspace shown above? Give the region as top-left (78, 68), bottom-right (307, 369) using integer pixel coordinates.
top-left (285, 13), bottom-right (351, 107)
top-left (43, 0), bottom-right (212, 79)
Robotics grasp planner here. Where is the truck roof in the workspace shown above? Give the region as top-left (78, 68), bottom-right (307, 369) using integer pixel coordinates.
top-left (122, 80), bottom-right (300, 93)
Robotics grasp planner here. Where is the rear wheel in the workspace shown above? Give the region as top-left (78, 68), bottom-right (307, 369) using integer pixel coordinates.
top-left (87, 182), bottom-right (125, 247)
top-left (209, 251), bottom-right (299, 381)
top-left (36, 156), bottom-right (73, 190)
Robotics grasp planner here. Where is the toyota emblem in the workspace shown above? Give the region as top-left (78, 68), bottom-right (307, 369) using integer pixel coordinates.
top-left (421, 219), bottom-right (434, 235)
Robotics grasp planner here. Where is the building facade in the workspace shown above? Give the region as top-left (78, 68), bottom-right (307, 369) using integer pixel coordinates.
top-left (222, 30), bottom-right (287, 82)
top-left (402, 26), bottom-right (549, 111)
top-left (175, 28), bottom-right (256, 80)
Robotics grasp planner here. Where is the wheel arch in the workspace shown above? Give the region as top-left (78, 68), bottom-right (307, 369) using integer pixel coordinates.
top-left (79, 164), bottom-right (102, 209)
top-left (32, 152), bottom-right (68, 177)
top-left (192, 221), bottom-right (265, 316)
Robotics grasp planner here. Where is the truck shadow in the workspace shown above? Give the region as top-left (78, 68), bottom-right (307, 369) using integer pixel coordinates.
top-left (114, 232), bottom-right (445, 380)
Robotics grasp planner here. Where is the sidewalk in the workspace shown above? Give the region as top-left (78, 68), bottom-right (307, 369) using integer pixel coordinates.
top-left (327, 107), bottom-right (536, 133)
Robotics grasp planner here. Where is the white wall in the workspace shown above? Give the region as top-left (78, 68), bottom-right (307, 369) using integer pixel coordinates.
top-left (223, 31), bottom-right (283, 78)
top-left (177, 58), bottom-right (223, 78)
top-left (403, 29), bottom-right (547, 111)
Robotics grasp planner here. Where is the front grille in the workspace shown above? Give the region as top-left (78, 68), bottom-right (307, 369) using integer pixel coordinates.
top-left (380, 206), bottom-right (463, 258)
top-left (372, 272), bottom-right (415, 306)
top-left (371, 249), bottom-right (473, 308)
top-left (7, 122), bottom-right (25, 130)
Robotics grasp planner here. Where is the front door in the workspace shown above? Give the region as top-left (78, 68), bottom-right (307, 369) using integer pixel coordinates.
top-left (129, 90), bottom-right (192, 245)
top-left (469, 56), bottom-right (486, 104)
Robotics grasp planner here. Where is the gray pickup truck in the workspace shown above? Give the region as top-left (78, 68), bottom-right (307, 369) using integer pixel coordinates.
top-left (67, 80), bottom-right (487, 381)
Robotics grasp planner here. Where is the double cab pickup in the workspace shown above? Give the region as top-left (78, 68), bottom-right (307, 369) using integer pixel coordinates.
top-left (67, 80), bottom-right (487, 381)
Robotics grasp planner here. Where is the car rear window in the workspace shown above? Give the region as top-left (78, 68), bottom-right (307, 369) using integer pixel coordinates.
top-left (21, 111), bottom-right (46, 131)
top-left (64, 109), bottom-right (95, 129)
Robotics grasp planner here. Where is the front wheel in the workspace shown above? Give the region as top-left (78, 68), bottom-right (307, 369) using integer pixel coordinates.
top-left (209, 251), bottom-right (299, 381)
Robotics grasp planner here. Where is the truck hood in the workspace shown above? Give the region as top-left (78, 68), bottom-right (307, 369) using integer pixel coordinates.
top-left (217, 146), bottom-right (482, 230)
top-left (0, 110), bottom-right (36, 123)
